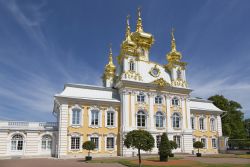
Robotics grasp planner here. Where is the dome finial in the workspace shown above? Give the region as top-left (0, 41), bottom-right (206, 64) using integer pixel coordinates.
top-left (171, 28), bottom-right (176, 51)
top-left (136, 7), bottom-right (143, 32)
top-left (108, 43), bottom-right (113, 63)
top-left (125, 15), bottom-right (131, 39)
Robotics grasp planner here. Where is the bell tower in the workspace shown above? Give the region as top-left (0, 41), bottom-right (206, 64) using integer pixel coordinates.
top-left (165, 29), bottom-right (188, 88)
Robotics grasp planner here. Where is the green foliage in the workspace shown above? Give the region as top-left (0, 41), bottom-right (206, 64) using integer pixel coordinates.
top-left (124, 130), bottom-right (154, 167)
top-left (82, 141), bottom-right (95, 151)
top-left (159, 133), bottom-right (171, 158)
top-left (124, 129), bottom-right (155, 151)
top-left (169, 140), bottom-right (178, 150)
top-left (193, 141), bottom-right (204, 154)
top-left (208, 95), bottom-right (247, 139)
top-left (82, 141), bottom-right (95, 157)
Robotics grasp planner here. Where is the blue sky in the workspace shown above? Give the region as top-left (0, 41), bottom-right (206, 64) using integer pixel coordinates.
top-left (0, 0), bottom-right (250, 121)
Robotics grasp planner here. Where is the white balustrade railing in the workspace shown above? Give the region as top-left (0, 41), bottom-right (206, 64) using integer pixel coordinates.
top-left (0, 121), bottom-right (57, 130)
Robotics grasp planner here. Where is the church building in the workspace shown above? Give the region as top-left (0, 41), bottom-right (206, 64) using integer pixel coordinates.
top-left (0, 9), bottom-right (225, 158)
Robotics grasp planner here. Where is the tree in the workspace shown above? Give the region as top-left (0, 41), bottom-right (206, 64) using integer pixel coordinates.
top-left (82, 141), bottom-right (95, 160)
top-left (158, 133), bottom-right (171, 161)
top-left (208, 95), bottom-right (246, 139)
top-left (193, 141), bottom-right (204, 157)
top-left (124, 130), bottom-right (154, 167)
top-left (169, 140), bottom-right (178, 157)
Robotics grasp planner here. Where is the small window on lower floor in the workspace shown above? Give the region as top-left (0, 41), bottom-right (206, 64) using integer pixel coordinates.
top-left (173, 135), bottom-right (181, 148)
top-left (201, 138), bottom-right (206, 148)
top-left (91, 137), bottom-right (99, 150)
top-left (71, 137), bottom-right (80, 150)
top-left (156, 135), bottom-right (161, 148)
top-left (106, 137), bottom-right (114, 149)
top-left (212, 138), bottom-right (217, 148)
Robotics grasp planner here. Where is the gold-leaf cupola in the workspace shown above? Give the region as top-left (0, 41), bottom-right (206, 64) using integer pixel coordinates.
top-left (166, 28), bottom-right (182, 63)
top-left (131, 7), bottom-right (154, 61)
top-left (118, 15), bottom-right (137, 64)
top-left (103, 45), bottom-right (116, 81)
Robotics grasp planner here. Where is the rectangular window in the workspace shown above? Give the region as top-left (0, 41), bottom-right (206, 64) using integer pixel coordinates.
top-left (91, 111), bottom-right (99, 126)
top-left (71, 137), bottom-right (80, 150)
top-left (42, 140), bottom-right (46, 150)
top-left (17, 141), bottom-right (23, 150)
top-left (199, 118), bottom-right (205, 130)
top-left (191, 117), bottom-right (195, 129)
top-left (72, 109), bottom-right (80, 125)
top-left (106, 137), bottom-right (114, 149)
top-left (201, 138), bottom-right (206, 148)
top-left (173, 136), bottom-right (181, 148)
top-left (212, 139), bottom-right (217, 148)
top-left (107, 112), bottom-right (114, 126)
top-left (156, 135), bottom-right (161, 148)
top-left (91, 137), bottom-right (99, 149)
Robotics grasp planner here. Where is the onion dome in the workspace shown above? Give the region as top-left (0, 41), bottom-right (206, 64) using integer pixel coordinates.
top-left (103, 45), bottom-right (116, 79)
top-left (166, 28), bottom-right (182, 62)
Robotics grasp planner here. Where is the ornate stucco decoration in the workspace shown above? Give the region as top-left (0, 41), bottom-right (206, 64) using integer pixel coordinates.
top-left (152, 78), bottom-right (170, 87)
top-left (171, 79), bottom-right (188, 88)
top-left (149, 65), bottom-right (160, 77)
top-left (122, 71), bottom-right (143, 81)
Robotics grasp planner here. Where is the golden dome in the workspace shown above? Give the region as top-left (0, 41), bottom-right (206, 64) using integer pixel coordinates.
top-left (103, 45), bottom-right (116, 79)
top-left (166, 29), bottom-right (182, 62)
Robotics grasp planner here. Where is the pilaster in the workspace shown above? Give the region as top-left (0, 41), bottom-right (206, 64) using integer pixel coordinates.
top-left (58, 103), bottom-right (68, 158)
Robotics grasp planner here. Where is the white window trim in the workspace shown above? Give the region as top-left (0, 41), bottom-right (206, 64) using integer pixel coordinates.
top-left (171, 112), bottom-right (182, 129)
top-left (210, 117), bottom-right (217, 132)
top-left (70, 104), bottom-right (83, 127)
top-left (191, 116), bottom-right (196, 130)
top-left (136, 110), bottom-right (148, 129)
top-left (211, 137), bottom-right (218, 149)
top-left (137, 92), bottom-right (147, 103)
top-left (154, 111), bottom-right (166, 129)
top-left (104, 133), bottom-right (116, 152)
top-left (154, 95), bottom-right (164, 105)
top-left (198, 116), bottom-right (207, 131)
top-left (200, 138), bottom-right (207, 149)
top-left (88, 106), bottom-right (102, 128)
top-left (10, 133), bottom-right (26, 153)
top-left (171, 96), bottom-right (180, 106)
top-left (68, 132), bottom-right (82, 152)
top-left (105, 107), bottom-right (116, 128)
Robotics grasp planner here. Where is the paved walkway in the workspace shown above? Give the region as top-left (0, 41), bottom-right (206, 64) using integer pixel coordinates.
top-left (0, 158), bottom-right (125, 167)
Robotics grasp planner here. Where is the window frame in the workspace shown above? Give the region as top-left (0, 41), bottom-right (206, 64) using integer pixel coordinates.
top-left (156, 135), bottom-right (161, 148)
top-left (70, 105), bottom-right (82, 127)
top-left (173, 135), bottom-right (181, 148)
top-left (172, 97), bottom-right (179, 106)
top-left (201, 138), bottom-right (207, 148)
top-left (199, 117), bottom-right (205, 130)
top-left (41, 135), bottom-right (52, 151)
top-left (129, 60), bottom-right (135, 71)
top-left (11, 134), bottom-right (24, 151)
top-left (137, 92), bottom-right (145, 103)
top-left (212, 138), bottom-right (217, 148)
top-left (91, 110), bottom-right (99, 126)
top-left (155, 95), bottom-right (163, 104)
top-left (106, 137), bottom-right (115, 149)
top-left (191, 117), bottom-right (195, 130)
top-left (210, 118), bottom-right (216, 131)
top-left (70, 136), bottom-right (80, 150)
top-left (106, 110), bottom-right (115, 127)
top-left (90, 137), bottom-right (99, 150)
top-left (137, 110), bottom-right (147, 128)
top-left (155, 111), bottom-right (164, 128)
top-left (172, 112), bottom-right (181, 129)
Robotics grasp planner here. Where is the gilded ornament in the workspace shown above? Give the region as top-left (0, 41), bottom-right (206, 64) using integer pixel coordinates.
top-left (152, 78), bottom-right (170, 87)
top-left (103, 45), bottom-right (116, 80)
top-left (149, 65), bottom-right (160, 77)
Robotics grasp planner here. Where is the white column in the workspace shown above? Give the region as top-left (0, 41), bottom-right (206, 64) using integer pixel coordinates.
top-left (186, 98), bottom-right (191, 129)
top-left (58, 103), bottom-right (68, 158)
top-left (166, 96), bottom-right (172, 132)
top-left (149, 93), bottom-right (154, 130)
top-left (217, 115), bottom-right (222, 136)
top-left (181, 97), bottom-right (186, 129)
top-left (131, 92), bottom-right (136, 128)
top-left (121, 90), bottom-right (129, 132)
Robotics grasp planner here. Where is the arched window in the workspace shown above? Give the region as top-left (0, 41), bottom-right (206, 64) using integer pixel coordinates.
top-left (137, 110), bottom-right (146, 127)
top-left (172, 97), bottom-right (179, 106)
top-left (129, 61), bottom-right (135, 71)
top-left (107, 111), bottom-right (115, 126)
top-left (199, 118), bottom-right (205, 130)
top-left (72, 108), bottom-right (81, 125)
top-left (137, 92), bottom-right (145, 102)
top-left (91, 110), bottom-right (99, 126)
top-left (41, 135), bottom-right (52, 150)
top-left (11, 134), bottom-right (23, 151)
top-left (177, 69), bottom-right (182, 79)
top-left (210, 118), bottom-right (216, 131)
top-left (155, 96), bottom-right (162, 104)
top-left (155, 112), bottom-right (164, 128)
top-left (172, 113), bottom-right (181, 128)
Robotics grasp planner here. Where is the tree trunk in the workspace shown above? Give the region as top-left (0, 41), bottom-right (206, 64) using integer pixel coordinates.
top-left (198, 148), bottom-right (199, 154)
top-left (138, 148), bottom-right (141, 167)
top-left (88, 150), bottom-right (90, 157)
